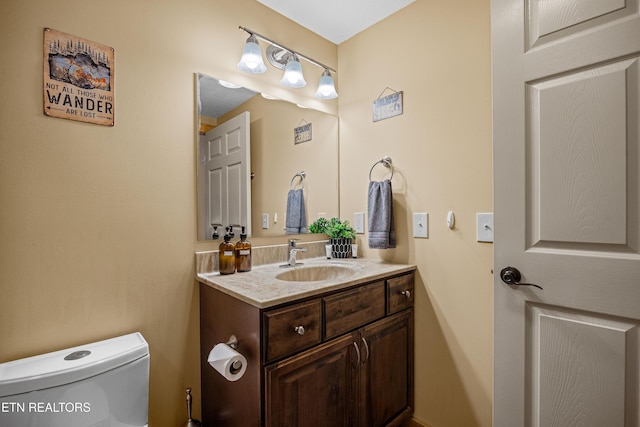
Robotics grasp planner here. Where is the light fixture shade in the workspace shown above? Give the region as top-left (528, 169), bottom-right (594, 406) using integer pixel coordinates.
top-left (280, 56), bottom-right (306, 88)
top-left (237, 35), bottom-right (267, 74)
top-left (314, 70), bottom-right (338, 99)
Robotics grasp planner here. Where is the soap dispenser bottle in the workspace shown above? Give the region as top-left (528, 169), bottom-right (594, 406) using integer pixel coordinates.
top-left (218, 227), bottom-right (236, 275)
top-left (235, 226), bottom-right (252, 272)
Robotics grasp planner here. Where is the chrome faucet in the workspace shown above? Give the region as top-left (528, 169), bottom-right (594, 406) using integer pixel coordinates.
top-left (286, 239), bottom-right (306, 266)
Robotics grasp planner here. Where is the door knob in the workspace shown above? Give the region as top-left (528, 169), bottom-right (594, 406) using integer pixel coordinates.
top-left (500, 267), bottom-right (543, 290)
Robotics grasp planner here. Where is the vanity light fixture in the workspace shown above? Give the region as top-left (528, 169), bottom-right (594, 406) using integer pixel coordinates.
top-left (237, 34), bottom-right (267, 74)
top-left (238, 26), bottom-right (338, 99)
top-left (314, 69), bottom-right (338, 99)
top-left (280, 55), bottom-right (306, 88)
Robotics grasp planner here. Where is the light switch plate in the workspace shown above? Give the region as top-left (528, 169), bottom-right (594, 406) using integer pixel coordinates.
top-left (413, 213), bottom-right (428, 238)
top-left (476, 213), bottom-right (494, 242)
top-left (262, 213), bottom-right (269, 229)
top-left (354, 212), bottom-right (365, 234)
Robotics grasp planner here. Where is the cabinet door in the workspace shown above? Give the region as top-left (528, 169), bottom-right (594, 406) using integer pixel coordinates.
top-left (265, 333), bottom-right (358, 427)
top-left (358, 310), bottom-right (413, 427)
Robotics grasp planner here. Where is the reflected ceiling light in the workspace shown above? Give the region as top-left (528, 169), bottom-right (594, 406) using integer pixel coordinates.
top-left (280, 55), bottom-right (306, 88)
top-left (314, 69), bottom-right (338, 99)
top-left (238, 26), bottom-right (337, 98)
top-left (237, 34), bottom-right (267, 74)
top-left (219, 79), bottom-right (242, 89)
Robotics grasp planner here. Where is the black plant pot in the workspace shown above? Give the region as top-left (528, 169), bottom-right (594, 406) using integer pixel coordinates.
top-left (330, 238), bottom-right (352, 259)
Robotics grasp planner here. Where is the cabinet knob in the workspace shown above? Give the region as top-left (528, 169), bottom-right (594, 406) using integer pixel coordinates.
top-left (294, 326), bottom-right (305, 336)
top-left (401, 290), bottom-right (411, 299)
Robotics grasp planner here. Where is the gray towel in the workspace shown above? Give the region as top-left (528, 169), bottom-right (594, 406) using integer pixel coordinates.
top-left (368, 180), bottom-right (396, 249)
top-left (286, 189), bottom-right (307, 234)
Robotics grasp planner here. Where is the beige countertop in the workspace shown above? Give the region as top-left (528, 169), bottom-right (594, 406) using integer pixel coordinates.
top-left (197, 257), bottom-right (416, 308)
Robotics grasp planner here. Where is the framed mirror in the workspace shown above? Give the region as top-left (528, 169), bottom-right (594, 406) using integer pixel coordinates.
top-left (196, 73), bottom-right (339, 240)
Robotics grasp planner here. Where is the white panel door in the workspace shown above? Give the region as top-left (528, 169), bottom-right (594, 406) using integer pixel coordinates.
top-left (198, 111), bottom-right (251, 239)
top-left (492, 0), bottom-right (640, 425)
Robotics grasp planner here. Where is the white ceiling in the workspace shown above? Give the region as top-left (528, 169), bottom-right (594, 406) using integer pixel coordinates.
top-left (198, 74), bottom-right (258, 119)
top-left (256, 0), bottom-right (415, 44)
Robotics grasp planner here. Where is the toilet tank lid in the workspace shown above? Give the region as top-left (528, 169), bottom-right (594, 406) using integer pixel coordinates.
top-left (0, 332), bottom-right (149, 398)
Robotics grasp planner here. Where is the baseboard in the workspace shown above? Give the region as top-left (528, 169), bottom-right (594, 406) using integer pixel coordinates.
top-left (405, 418), bottom-right (430, 427)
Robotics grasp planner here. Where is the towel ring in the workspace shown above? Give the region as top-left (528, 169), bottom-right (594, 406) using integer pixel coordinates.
top-left (290, 171), bottom-right (306, 190)
top-left (369, 157), bottom-right (393, 181)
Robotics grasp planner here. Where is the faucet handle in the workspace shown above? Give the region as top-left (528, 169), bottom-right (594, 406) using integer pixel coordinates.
top-left (288, 238), bottom-right (300, 248)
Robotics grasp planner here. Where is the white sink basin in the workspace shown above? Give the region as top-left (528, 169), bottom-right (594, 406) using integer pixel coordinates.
top-left (275, 265), bottom-right (356, 282)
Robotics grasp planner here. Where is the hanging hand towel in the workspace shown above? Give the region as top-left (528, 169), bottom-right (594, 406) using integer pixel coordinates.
top-left (286, 189), bottom-right (307, 234)
top-left (368, 179), bottom-right (396, 249)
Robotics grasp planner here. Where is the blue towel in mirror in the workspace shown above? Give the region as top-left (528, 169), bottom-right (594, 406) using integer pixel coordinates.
top-left (286, 189), bottom-right (307, 234)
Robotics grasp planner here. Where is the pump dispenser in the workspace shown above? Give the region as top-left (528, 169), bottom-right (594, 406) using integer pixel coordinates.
top-left (218, 227), bottom-right (236, 275)
top-left (235, 226), bottom-right (252, 272)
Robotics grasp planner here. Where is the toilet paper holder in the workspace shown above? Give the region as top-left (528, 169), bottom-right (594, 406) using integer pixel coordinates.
top-left (208, 334), bottom-right (247, 381)
top-left (226, 335), bottom-right (238, 350)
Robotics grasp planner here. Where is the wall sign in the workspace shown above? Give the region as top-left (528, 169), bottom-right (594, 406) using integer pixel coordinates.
top-left (294, 121), bottom-right (312, 144)
top-left (43, 28), bottom-right (115, 126)
top-left (372, 88), bottom-right (403, 122)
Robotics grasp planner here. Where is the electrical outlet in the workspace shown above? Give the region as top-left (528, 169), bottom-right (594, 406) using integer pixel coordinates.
top-left (262, 213), bottom-right (269, 229)
top-left (476, 213), bottom-right (494, 242)
top-left (354, 212), bottom-right (365, 234)
top-left (413, 213), bottom-right (428, 238)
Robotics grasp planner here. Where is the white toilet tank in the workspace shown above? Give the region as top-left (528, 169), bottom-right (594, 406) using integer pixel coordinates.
top-left (0, 332), bottom-right (149, 427)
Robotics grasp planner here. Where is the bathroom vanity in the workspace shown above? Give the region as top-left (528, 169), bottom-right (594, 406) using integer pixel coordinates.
top-left (197, 258), bottom-right (415, 427)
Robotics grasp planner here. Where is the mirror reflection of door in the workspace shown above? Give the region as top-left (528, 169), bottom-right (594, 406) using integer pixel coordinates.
top-left (198, 111), bottom-right (251, 240)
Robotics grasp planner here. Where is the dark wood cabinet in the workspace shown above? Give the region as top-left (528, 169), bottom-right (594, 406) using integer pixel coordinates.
top-left (265, 333), bottom-right (358, 427)
top-left (200, 270), bottom-right (415, 427)
top-left (359, 311), bottom-right (413, 427)
top-left (263, 299), bottom-right (323, 361)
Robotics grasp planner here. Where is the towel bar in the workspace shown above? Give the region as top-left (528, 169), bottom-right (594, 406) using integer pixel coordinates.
top-left (369, 157), bottom-right (394, 181)
top-left (290, 171), bottom-right (306, 189)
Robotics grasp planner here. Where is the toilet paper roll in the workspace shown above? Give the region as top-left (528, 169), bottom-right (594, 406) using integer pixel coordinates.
top-left (207, 343), bottom-right (247, 382)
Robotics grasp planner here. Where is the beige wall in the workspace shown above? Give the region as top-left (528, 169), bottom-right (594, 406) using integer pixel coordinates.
top-left (338, 1), bottom-right (493, 426)
top-left (0, 0), bottom-right (492, 426)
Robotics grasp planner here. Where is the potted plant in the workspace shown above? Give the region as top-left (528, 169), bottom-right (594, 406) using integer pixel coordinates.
top-left (309, 217), bottom-right (355, 258)
top-left (308, 217), bottom-right (330, 234)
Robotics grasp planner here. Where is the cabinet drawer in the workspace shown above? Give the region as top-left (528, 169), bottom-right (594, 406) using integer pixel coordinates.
top-left (387, 272), bottom-right (414, 314)
top-left (264, 299), bottom-right (322, 362)
top-left (324, 281), bottom-right (385, 339)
